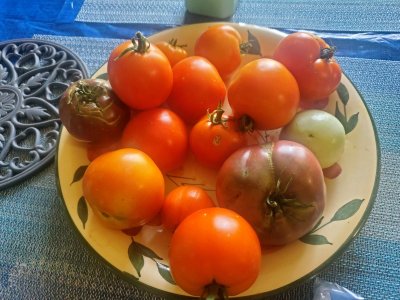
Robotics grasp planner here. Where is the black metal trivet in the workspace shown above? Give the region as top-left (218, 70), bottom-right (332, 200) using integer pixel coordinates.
top-left (0, 39), bottom-right (89, 189)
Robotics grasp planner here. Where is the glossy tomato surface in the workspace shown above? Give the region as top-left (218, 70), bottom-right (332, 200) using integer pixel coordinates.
top-left (169, 207), bottom-right (261, 297)
top-left (167, 56), bottom-right (226, 125)
top-left (273, 32), bottom-right (342, 103)
top-left (82, 148), bottom-right (165, 230)
top-left (227, 58), bottom-right (300, 130)
top-left (107, 33), bottom-right (173, 110)
top-left (216, 141), bottom-right (326, 246)
top-left (120, 108), bottom-right (188, 172)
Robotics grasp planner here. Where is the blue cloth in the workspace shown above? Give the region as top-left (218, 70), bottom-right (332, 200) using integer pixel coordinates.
top-left (0, 1), bottom-right (399, 300)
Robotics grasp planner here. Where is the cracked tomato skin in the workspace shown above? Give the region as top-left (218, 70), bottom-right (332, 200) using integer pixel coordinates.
top-left (227, 58), bottom-right (300, 130)
top-left (272, 32), bottom-right (342, 103)
top-left (169, 207), bottom-right (261, 297)
top-left (216, 141), bottom-right (326, 246)
top-left (82, 148), bottom-right (165, 230)
top-left (107, 35), bottom-right (173, 110)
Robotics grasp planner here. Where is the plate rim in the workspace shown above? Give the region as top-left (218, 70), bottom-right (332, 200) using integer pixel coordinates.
top-left (55, 22), bottom-right (381, 299)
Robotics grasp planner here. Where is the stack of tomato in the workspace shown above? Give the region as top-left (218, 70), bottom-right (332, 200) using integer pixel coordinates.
top-left (59, 24), bottom-right (345, 299)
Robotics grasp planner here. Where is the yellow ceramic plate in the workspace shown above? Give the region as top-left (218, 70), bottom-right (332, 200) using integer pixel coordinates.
top-left (56, 23), bottom-right (380, 299)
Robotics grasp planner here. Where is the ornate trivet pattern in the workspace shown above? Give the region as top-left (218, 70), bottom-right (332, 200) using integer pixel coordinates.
top-left (0, 39), bottom-right (89, 189)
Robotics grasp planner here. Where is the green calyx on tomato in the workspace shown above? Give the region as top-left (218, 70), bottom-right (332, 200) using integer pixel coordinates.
top-left (168, 38), bottom-right (187, 49)
top-left (207, 102), bottom-right (228, 126)
top-left (320, 46), bottom-right (336, 60)
top-left (114, 31), bottom-right (150, 60)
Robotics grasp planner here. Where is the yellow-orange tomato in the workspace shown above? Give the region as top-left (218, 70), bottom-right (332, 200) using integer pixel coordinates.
top-left (194, 24), bottom-right (242, 78)
top-left (161, 185), bottom-right (215, 231)
top-left (156, 39), bottom-right (188, 67)
top-left (169, 207), bottom-right (261, 297)
top-left (82, 148), bottom-right (165, 230)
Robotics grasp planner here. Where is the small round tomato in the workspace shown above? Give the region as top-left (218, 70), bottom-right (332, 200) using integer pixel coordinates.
top-left (189, 103), bottom-right (247, 168)
top-left (59, 79), bottom-right (130, 142)
top-left (272, 32), bottom-right (342, 103)
top-left (82, 148), bottom-right (165, 230)
top-left (155, 38), bottom-right (188, 67)
top-left (161, 185), bottom-right (214, 231)
top-left (194, 24), bottom-right (242, 78)
top-left (169, 207), bottom-right (261, 297)
top-left (167, 56), bottom-right (226, 125)
top-left (228, 58), bottom-right (300, 130)
top-left (120, 108), bottom-right (188, 172)
top-left (107, 32), bottom-right (173, 110)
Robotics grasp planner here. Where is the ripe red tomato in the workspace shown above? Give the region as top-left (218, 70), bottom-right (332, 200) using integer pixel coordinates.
top-left (107, 32), bottom-right (173, 110)
top-left (216, 141), bottom-right (326, 246)
top-left (82, 148), bottom-right (165, 230)
top-left (120, 108), bottom-right (188, 172)
top-left (228, 58), bottom-right (300, 130)
top-left (167, 56), bottom-right (226, 125)
top-left (169, 207), bottom-right (261, 297)
top-left (194, 24), bottom-right (242, 78)
top-left (155, 39), bottom-right (188, 67)
top-left (273, 32), bottom-right (342, 103)
top-left (59, 79), bottom-right (130, 142)
top-left (189, 104), bottom-right (247, 168)
top-left (161, 185), bottom-right (214, 231)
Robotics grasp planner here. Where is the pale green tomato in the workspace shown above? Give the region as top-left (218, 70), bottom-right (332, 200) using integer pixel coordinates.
top-left (279, 109), bottom-right (345, 168)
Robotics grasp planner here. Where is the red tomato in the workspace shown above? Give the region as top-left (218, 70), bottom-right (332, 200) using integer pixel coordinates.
top-left (120, 108), bottom-right (188, 172)
top-left (107, 32), bottom-right (173, 110)
top-left (169, 207), bottom-right (261, 297)
top-left (194, 24), bottom-right (242, 78)
top-left (155, 38), bottom-right (188, 67)
top-left (273, 32), bottom-right (342, 103)
top-left (82, 148), bottom-right (165, 230)
top-left (228, 58), bottom-right (300, 130)
top-left (161, 185), bottom-right (214, 231)
top-left (189, 103), bottom-right (247, 168)
top-left (167, 56), bottom-right (226, 125)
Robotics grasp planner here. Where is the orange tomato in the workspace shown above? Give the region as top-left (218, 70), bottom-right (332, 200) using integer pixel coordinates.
top-left (228, 58), bottom-right (300, 130)
top-left (82, 148), bottom-right (165, 230)
top-left (107, 32), bottom-right (173, 110)
top-left (161, 185), bottom-right (215, 231)
top-left (167, 56), bottom-right (226, 125)
top-left (155, 38), bottom-right (188, 67)
top-left (194, 24), bottom-right (242, 78)
top-left (169, 207), bottom-right (261, 297)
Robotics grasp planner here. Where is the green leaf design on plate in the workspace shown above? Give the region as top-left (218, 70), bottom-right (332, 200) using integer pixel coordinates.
top-left (155, 261), bottom-right (176, 285)
top-left (133, 240), bottom-right (163, 260)
top-left (334, 83), bottom-right (359, 134)
top-left (330, 198), bottom-right (364, 222)
top-left (96, 73), bottom-right (109, 80)
top-left (121, 271), bottom-right (139, 282)
top-left (337, 82), bottom-right (349, 106)
top-left (301, 199), bottom-right (365, 245)
top-left (77, 196), bottom-right (88, 229)
top-left (128, 239), bottom-right (145, 277)
top-left (71, 165), bottom-right (88, 185)
top-left (300, 234), bottom-right (332, 245)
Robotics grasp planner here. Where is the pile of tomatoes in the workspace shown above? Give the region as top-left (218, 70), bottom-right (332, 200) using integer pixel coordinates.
top-left (59, 24), bottom-right (343, 299)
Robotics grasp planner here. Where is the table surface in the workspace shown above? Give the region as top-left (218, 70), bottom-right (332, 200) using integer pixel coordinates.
top-left (1, 1), bottom-right (399, 299)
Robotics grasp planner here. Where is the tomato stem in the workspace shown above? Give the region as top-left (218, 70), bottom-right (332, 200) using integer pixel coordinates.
top-left (168, 38), bottom-right (187, 48)
top-left (201, 282), bottom-right (228, 300)
top-left (320, 46), bottom-right (336, 60)
top-left (207, 102), bottom-right (227, 126)
top-left (238, 115), bottom-right (254, 132)
top-left (114, 32), bottom-right (150, 61)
